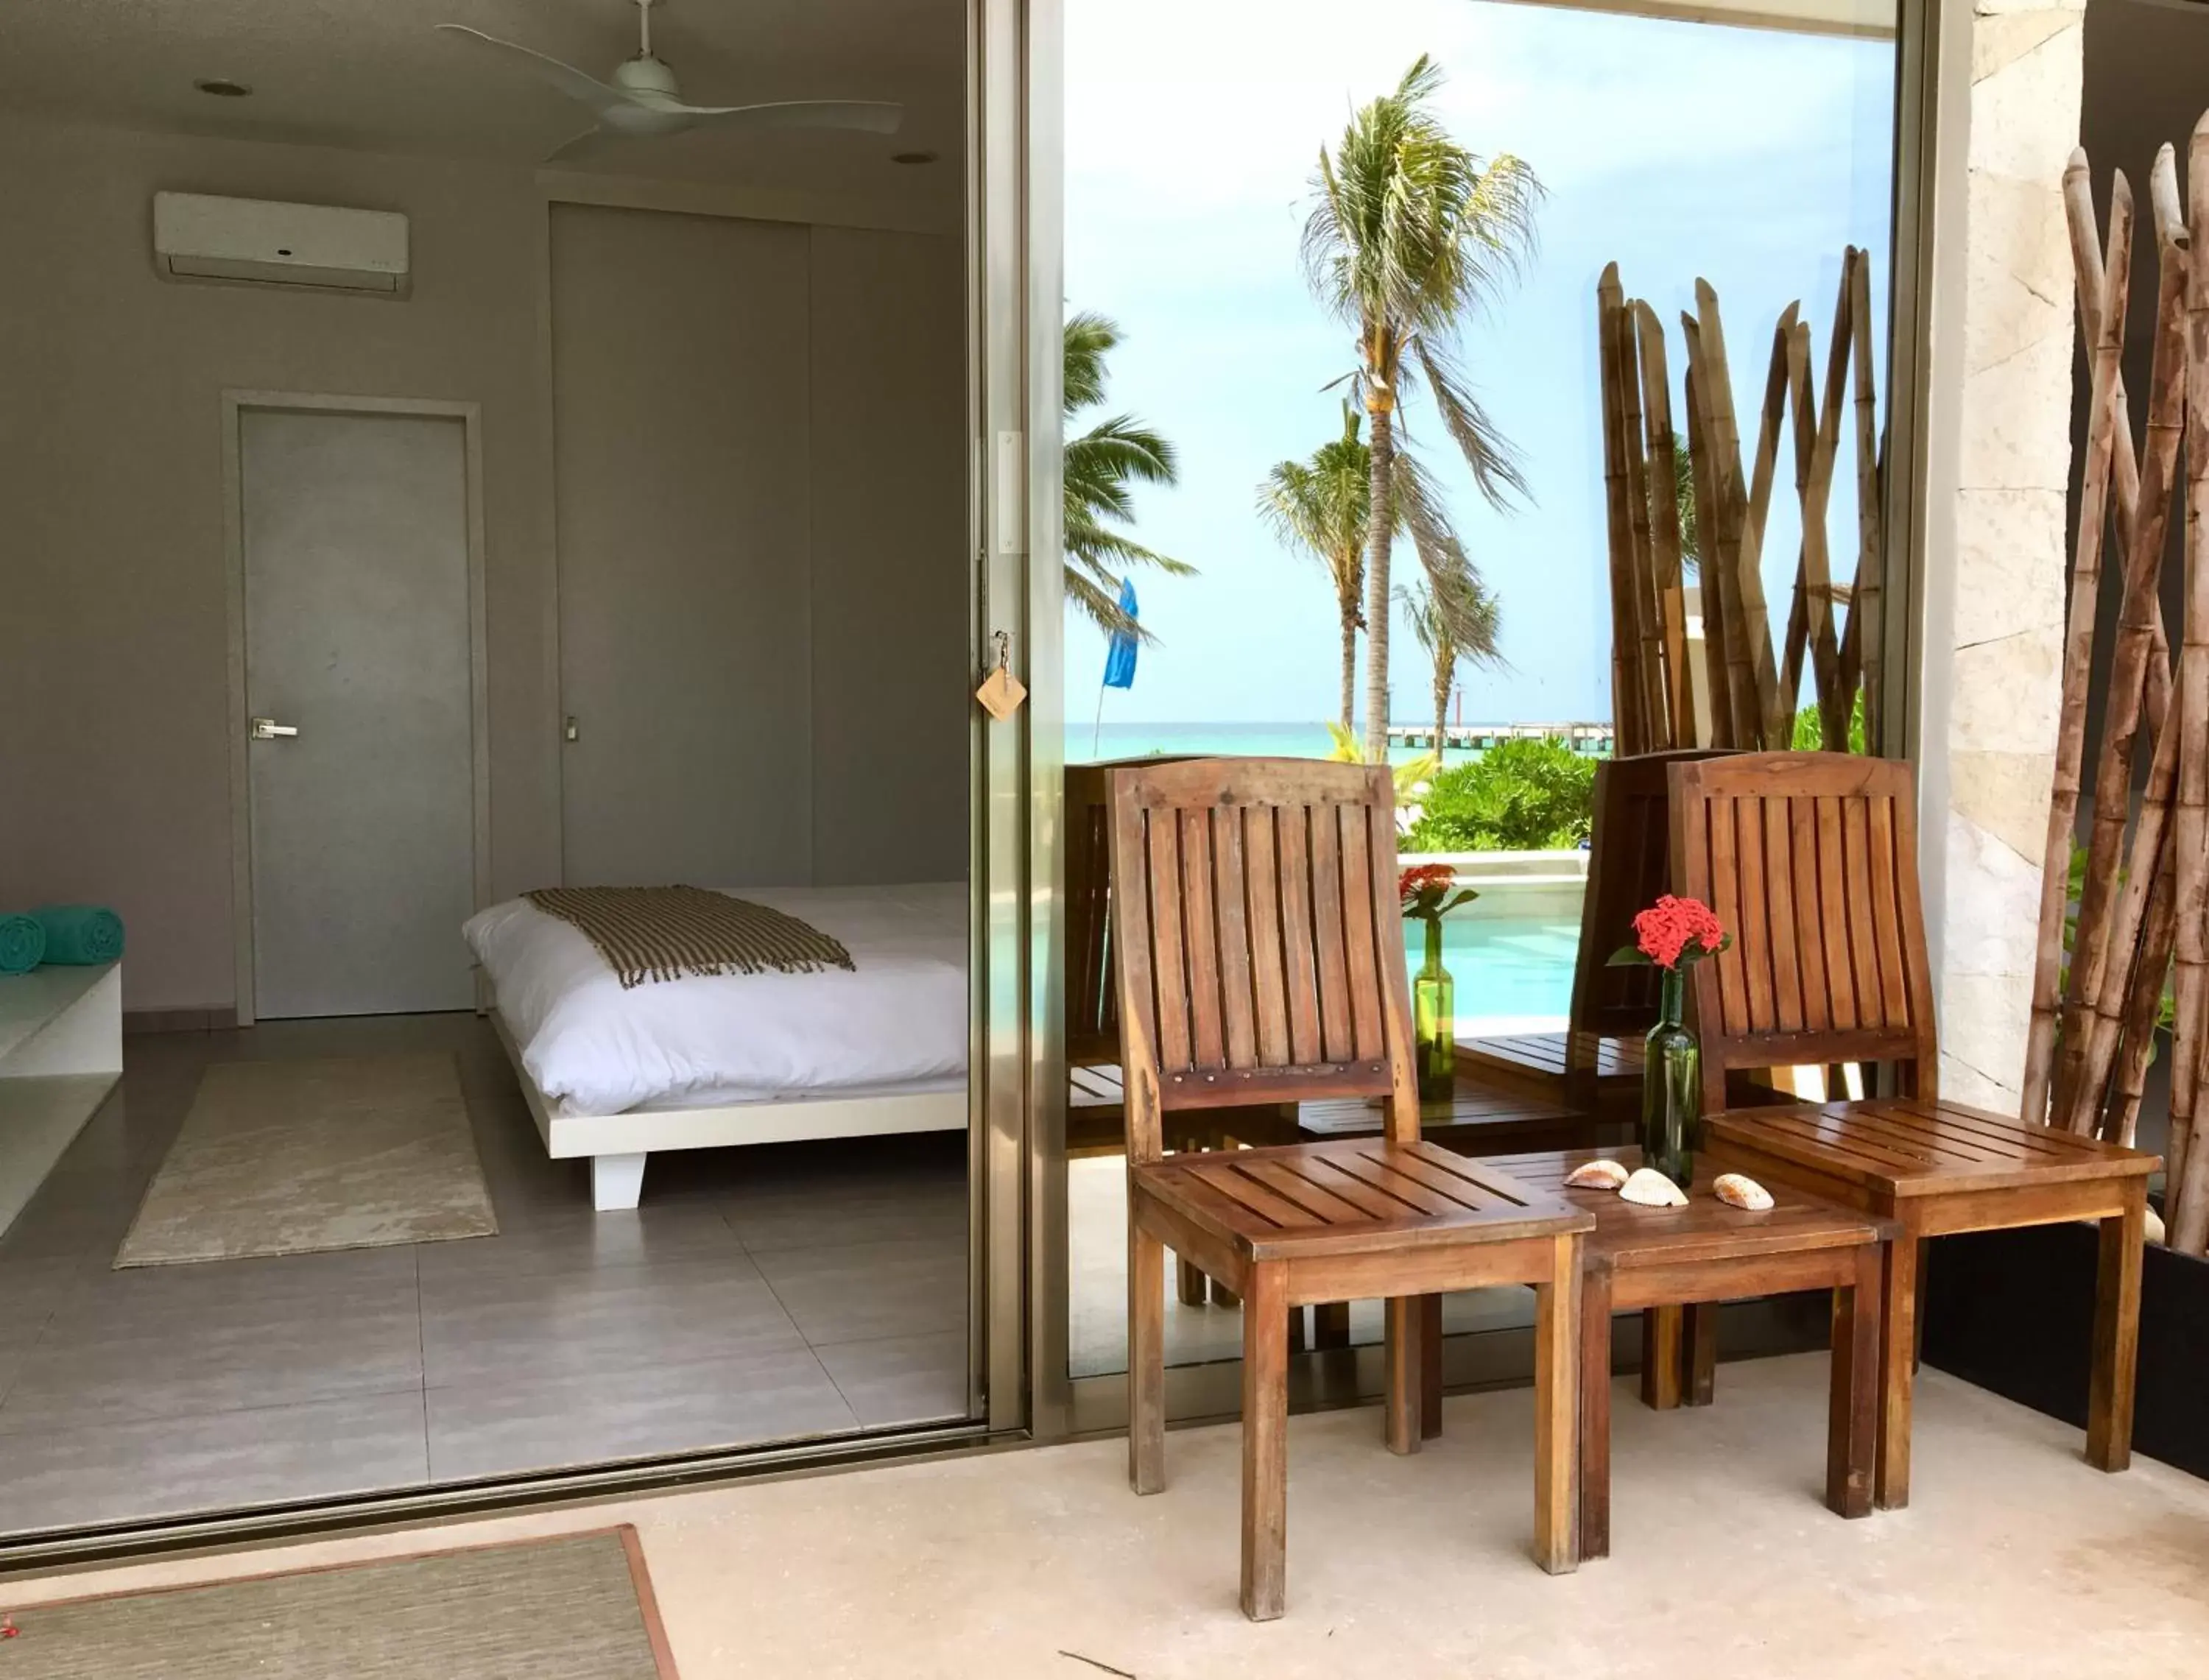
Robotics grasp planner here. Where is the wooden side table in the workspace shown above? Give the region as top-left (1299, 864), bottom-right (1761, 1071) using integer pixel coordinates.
top-left (1484, 1146), bottom-right (1891, 1560)
top-left (1705, 1098), bottom-right (2157, 1509)
top-left (1297, 1086), bottom-right (1603, 1358)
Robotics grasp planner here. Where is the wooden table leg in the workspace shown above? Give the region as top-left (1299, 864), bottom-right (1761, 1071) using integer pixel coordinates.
top-left (1176, 1254), bottom-right (1208, 1307)
top-left (1385, 1296), bottom-right (1421, 1455)
top-left (1532, 1234), bottom-right (1580, 1574)
top-left (1579, 1269), bottom-right (1613, 1561)
top-left (1313, 1300), bottom-right (1351, 1348)
top-left (1129, 1216), bottom-right (1166, 1495)
top-left (2087, 1184), bottom-right (2146, 1473)
top-left (1421, 1293), bottom-right (1445, 1440)
top-left (1640, 1306), bottom-right (1683, 1410)
top-left (1241, 1261), bottom-right (1289, 1622)
top-left (1875, 1234), bottom-right (1917, 1511)
top-left (1684, 1302), bottom-right (1717, 1407)
top-left (1827, 1243), bottom-right (1879, 1519)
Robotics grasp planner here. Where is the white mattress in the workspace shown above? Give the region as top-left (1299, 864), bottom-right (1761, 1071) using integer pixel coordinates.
top-left (465, 882), bottom-right (968, 1117)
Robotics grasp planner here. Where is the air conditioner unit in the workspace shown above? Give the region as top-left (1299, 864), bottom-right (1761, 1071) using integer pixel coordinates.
top-left (152, 192), bottom-right (410, 295)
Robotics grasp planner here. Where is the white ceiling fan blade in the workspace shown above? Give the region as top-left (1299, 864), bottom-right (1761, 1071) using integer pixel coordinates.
top-left (543, 125), bottom-right (632, 166)
top-left (674, 99), bottom-right (906, 135)
top-left (434, 24), bottom-right (631, 118)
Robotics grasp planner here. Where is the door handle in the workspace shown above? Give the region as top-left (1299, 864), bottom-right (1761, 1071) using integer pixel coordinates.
top-left (250, 717), bottom-right (299, 741)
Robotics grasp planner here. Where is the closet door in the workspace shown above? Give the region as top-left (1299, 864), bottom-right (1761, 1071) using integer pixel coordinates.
top-left (551, 205), bottom-right (813, 887)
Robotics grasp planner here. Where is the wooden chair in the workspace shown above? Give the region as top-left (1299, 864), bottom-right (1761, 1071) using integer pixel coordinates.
top-left (1459, 749), bottom-right (1731, 1120)
top-left (1671, 752), bottom-right (2158, 1508)
top-left (1065, 760), bottom-right (1299, 1305)
top-left (1107, 758), bottom-right (1591, 1619)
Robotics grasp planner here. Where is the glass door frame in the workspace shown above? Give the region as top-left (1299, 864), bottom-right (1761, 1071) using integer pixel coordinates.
top-left (1007, 0), bottom-right (1948, 1442)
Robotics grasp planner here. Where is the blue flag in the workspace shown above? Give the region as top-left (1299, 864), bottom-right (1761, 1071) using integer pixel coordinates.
top-left (1102, 577), bottom-right (1139, 690)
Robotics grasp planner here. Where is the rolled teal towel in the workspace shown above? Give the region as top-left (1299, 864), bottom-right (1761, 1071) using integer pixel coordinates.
top-left (0, 914), bottom-right (44, 975)
top-left (32, 905), bottom-right (123, 965)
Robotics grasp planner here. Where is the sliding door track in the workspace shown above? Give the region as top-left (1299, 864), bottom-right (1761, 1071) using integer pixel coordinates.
top-left (0, 1418), bottom-right (1002, 1577)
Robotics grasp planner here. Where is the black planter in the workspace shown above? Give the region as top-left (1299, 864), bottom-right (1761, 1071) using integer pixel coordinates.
top-left (1922, 1218), bottom-right (2209, 1481)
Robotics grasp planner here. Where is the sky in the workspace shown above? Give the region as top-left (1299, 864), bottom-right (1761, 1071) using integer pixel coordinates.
top-left (1061, 0), bottom-right (1898, 728)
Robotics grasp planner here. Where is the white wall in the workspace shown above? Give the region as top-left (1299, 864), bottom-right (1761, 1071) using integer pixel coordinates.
top-left (0, 113), bottom-right (967, 1012)
top-left (0, 115), bottom-right (558, 1012)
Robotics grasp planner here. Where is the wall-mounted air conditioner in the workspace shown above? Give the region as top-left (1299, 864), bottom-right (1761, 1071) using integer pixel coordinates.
top-left (152, 192), bottom-right (410, 296)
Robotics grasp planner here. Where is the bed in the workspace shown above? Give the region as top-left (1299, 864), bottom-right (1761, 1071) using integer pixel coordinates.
top-left (465, 881), bottom-right (968, 1210)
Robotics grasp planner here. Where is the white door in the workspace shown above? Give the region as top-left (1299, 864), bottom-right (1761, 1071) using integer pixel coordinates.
top-left (240, 408), bottom-right (477, 1019)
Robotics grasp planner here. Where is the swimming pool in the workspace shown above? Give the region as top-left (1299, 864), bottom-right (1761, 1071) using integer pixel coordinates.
top-left (1426, 911), bottom-right (1580, 1023)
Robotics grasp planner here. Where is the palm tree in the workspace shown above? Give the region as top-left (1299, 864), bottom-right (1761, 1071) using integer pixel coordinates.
top-left (1063, 311), bottom-right (1192, 639)
top-left (1669, 439), bottom-right (1699, 573)
top-left (1256, 403), bottom-right (1373, 730)
top-left (1301, 54), bottom-right (1542, 758)
top-left (1401, 573), bottom-right (1499, 762)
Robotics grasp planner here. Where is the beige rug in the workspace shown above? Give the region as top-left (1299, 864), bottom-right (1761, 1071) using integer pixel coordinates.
top-left (2, 1528), bottom-right (675, 1679)
top-left (115, 1053), bottom-right (497, 1268)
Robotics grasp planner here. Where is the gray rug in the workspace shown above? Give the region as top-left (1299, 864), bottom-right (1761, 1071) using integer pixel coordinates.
top-left (115, 1053), bottom-right (498, 1268)
top-left (1, 1528), bottom-right (675, 1679)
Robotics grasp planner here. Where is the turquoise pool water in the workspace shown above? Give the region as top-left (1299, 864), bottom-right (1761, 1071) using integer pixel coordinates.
top-left (1428, 912), bottom-right (1579, 1020)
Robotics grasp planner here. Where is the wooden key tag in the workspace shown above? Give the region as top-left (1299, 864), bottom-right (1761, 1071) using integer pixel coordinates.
top-left (976, 629), bottom-right (1026, 721)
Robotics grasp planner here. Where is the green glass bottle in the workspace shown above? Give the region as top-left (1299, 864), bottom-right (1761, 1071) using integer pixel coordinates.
top-left (1641, 966), bottom-right (1700, 1186)
top-left (1413, 917), bottom-right (1456, 1104)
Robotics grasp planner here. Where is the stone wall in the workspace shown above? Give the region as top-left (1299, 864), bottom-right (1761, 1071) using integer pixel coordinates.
top-left (1920, 0), bottom-right (2084, 1113)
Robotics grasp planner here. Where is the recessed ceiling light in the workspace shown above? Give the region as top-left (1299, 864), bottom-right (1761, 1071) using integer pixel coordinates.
top-left (891, 150), bottom-right (937, 166)
top-left (194, 78), bottom-right (252, 98)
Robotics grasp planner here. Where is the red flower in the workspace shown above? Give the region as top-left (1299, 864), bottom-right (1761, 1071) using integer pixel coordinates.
top-left (1399, 862), bottom-right (1477, 924)
top-left (1630, 894), bottom-right (1727, 970)
top-left (1398, 863), bottom-right (1456, 906)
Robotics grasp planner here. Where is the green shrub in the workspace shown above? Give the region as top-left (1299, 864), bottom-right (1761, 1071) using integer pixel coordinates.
top-left (1406, 738), bottom-right (1597, 853)
top-left (1790, 691), bottom-right (1868, 752)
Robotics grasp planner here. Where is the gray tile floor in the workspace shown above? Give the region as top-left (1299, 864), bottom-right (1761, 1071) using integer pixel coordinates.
top-left (0, 1014), bottom-right (971, 1536)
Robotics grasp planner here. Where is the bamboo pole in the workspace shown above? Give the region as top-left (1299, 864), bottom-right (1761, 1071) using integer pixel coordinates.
top-left (2062, 149), bottom-right (2188, 1139)
top-left (1683, 345), bottom-right (1737, 747)
top-left (2034, 167), bottom-right (2135, 1128)
top-left (2109, 844), bottom-right (2178, 1148)
top-left (2060, 160), bottom-right (2183, 1134)
top-left (1843, 248), bottom-right (1884, 747)
top-left (1736, 304), bottom-right (1800, 749)
top-left (1694, 283), bottom-right (1786, 746)
top-left (2170, 113), bottom-right (2209, 1252)
top-left (1635, 302), bottom-right (1696, 748)
top-left (1596, 264), bottom-right (1644, 756)
top-left (1786, 265), bottom-right (1852, 749)
top-left (1684, 308), bottom-right (1763, 747)
top-left (1616, 302), bottom-right (1670, 750)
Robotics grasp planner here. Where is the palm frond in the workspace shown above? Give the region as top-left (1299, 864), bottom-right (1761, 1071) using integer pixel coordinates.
top-left (1410, 336), bottom-right (1530, 509)
top-left (1255, 403), bottom-right (1370, 604)
top-left (1063, 311), bottom-right (1120, 414)
top-left (1061, 311), bottom-right (1192, 640)
top-left (1395, 453), bottom-right (1504, 666)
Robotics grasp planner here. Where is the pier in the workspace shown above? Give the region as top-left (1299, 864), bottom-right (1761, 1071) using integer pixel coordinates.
top-left (1385, 721), bottom-right (1614, 755)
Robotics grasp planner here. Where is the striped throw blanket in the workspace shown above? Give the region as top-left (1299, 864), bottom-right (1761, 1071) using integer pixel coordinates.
top-left (525, 886), bottom-right (856, 989)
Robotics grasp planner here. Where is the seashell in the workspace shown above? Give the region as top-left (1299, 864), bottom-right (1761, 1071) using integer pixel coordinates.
top-left (1713, 1172), bottom-right (1775, 1211)
top-left (1618, 1168), bottom-right (1688, 1207)
top-left (1563, 1157), bottom-right (1630, 1190)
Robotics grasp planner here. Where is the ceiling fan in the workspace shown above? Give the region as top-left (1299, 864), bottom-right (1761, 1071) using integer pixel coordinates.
top-left (436, 0), bottom-right (904, 164)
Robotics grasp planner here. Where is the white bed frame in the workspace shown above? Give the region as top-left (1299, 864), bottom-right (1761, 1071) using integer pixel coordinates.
top-left (488, 1009), bottom-right (967, 1211)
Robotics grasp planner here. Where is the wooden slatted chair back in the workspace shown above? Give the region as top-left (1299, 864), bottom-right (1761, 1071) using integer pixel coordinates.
top-left (1106, 758), bottom-right (1422, 1162)
top-left (1667, 752), bottom-right (1938, 1115)
top-left (1566, 749), bottom-right (1735, 1053)
top-left (1065, 758), bottom-right (1196, 1066)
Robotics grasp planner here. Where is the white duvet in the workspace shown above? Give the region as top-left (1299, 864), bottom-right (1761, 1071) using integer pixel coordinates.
top-left (465, 882), bottom-right (968, 1117)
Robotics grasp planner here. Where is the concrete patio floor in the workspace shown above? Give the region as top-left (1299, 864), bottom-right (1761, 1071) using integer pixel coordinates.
top-left (6, 1352), bottom-right (2206, 1676)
